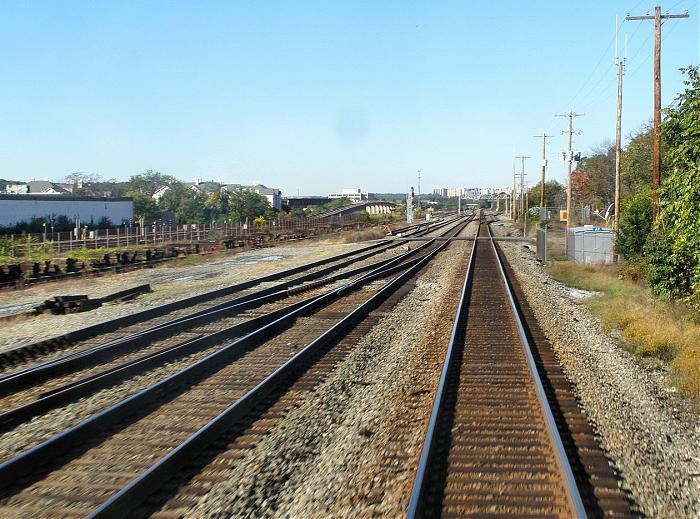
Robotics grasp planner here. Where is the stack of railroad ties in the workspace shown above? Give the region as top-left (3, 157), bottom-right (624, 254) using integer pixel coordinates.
top-left (31, 284), bottom-right (151, 315)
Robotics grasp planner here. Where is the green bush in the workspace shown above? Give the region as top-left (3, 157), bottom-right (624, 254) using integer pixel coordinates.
top-left (616, 190), bottom-right (652, 258)
top-left (644, 231), bottom-right (694, 300)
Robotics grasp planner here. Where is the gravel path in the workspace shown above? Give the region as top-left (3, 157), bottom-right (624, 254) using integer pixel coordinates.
top-left (187, 231), bottom-right (475, 517)
top-left (492, 219), bottom-right (700, 518)
top-left (0, 240), bottom-right (367, 353)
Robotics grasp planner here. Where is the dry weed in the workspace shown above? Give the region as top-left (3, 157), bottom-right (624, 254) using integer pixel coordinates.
top-left (549, 260), bottom-right (700, 409)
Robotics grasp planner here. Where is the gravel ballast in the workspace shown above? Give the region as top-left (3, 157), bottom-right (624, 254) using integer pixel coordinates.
top-left (186, 231), bottom-right (475, 517)
top-left (492, 219), bottom-right (700, 518)
top-left (0, 240), bottom-right (367, 352)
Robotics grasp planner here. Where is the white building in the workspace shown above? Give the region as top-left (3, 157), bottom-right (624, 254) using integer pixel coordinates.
top-left (0, 194), bottom-right (133, 227)
top-left (328, 188), bottom-right (368, 203)
top-left (252, 184), bottom-right (282, 210)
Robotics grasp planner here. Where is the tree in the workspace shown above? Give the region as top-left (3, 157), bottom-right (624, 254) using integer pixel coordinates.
top-left (528, 180), bottom-right (565, 208)
top-left (64, 171), bottom-right (103, 185)
top-left (175, 193), bottom-right (206, 224)
top-left (158, 182), bottom-right (189, 214)
top-left (129, 192), bottom-right (161, 222)
top-left (126, 170), bottom-right (176, 195)
top-left (620, 124), bottom-right (672, 197)
top-left (616, 188), bottom-right (652, 258)
top-left (204, 192), bottom-right (229, 221)
top-left (647, 66), bottom-right (700, 301)
top-left (226, 187), bottom-right (270, 222)
top-left (572, 142), bottom-right (616, 209)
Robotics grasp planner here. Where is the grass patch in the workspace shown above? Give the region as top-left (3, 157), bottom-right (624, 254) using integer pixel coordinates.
top-left (66, 247), bottom-right (122, 263)
top-left (548, 260), bottom-right (700, 409)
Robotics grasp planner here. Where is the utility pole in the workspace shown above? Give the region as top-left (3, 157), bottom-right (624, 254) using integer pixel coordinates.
top-left (417, 170), bottom-right (422, 197)
top-left (556, 111), bottom-right (584, 250)
top-left (515, 155), bottom-right (530, 214)
top-left (514, 156), bottom-right (529, 218)
top-left (512, 171), bottom-right (518, 222)
top-left (533, 134), bottom-right (553, 208)
top-left (524, 183), bottom-right (529, 238)
top-left (614, 58), bottom-right (625, 263)
top-left (626, 6), bottom-right (689, 219)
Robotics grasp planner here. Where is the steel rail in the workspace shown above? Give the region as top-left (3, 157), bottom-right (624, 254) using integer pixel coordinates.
top-left (0, 215), bottom-right (467, 391)
top-left (487, 224), bottom-right (586, 518)
top-left (406, 221), bottom-right (586, 518)
top-left (0, 217), bottom-right (440, 369)
top-left (0, 226), bottom-right (457, 429)
top-left (0, 216), bottom-right (471, 488)
top-left (406, 225), bottom-right (478, 519)
top-left (0, 237), bottom-right (419, 393)
top-left (0, 216), bottom-right (473, 426)
top-left (89, 214), bottom-right (463, 518)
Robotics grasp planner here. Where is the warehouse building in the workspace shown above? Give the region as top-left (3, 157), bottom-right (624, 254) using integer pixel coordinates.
top-left (0, 194), bottom-right (133, 228)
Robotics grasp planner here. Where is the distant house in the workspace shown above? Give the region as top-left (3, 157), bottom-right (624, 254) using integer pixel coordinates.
top-left (5, 183), bottom-right (28, 194)
top-left (31, 180), bottom-right (71, 194)
top-left (252, 184), bottom-right (282, 210)
top-left (5, 180), bottom-right (71, 195)
top-left (150, 179), bottom-right (282, 210)
top-left (220, 183), bottom-right (282, 210)
top-left (153, 178), bottom-right (225, 202)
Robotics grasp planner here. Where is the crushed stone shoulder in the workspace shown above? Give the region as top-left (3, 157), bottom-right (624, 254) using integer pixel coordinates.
top-left (492, 220), bottom-right (700, 518)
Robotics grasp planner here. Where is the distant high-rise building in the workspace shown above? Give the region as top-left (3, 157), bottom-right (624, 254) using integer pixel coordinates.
top-left (431, 186), bottom-right (512, 200)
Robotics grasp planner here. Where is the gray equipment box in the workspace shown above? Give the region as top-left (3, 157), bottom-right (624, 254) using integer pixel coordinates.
top-left (567, 226), bottom-right (614, 264)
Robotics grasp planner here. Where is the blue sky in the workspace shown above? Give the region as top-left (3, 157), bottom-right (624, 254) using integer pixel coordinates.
top-left (0, 1), bottom-right (697, 195)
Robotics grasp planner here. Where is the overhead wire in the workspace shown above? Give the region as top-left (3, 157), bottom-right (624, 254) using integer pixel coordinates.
top-left (548, 1), bottom-right (645, 128)
top-left (532, 0), bottom-right (681, 167)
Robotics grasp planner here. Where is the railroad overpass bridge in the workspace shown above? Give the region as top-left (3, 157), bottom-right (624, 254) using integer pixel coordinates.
top-left (315, 201), bottom-right (396, 218)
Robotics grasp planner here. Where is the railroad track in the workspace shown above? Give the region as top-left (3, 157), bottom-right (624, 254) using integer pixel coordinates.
top-left (407, 221), bottom-right (632, 518)
top-left (0, 217), bottom-right (471, 432)
top-left (0, 215), bottom-right (475, 518)
top-left (0, 217), bottom-right (455, 373)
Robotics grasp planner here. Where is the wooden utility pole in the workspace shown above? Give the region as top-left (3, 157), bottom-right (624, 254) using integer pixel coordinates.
top-left (614, 58), bottom-right (625, 263)
top-left (626, 6), bottom-right (689, 219)
top-left (533, 133), bottom-right (554, 208)
top-left (555, 111), bottom-right (584, 251)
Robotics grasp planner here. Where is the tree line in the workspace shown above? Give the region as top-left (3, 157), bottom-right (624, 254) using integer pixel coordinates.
top-left (73, 171), bottom-right (277, 225)
top-left (572, 66), bottom-right (699, 304)
top-left (0, 171), bottom-right (279, 234)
